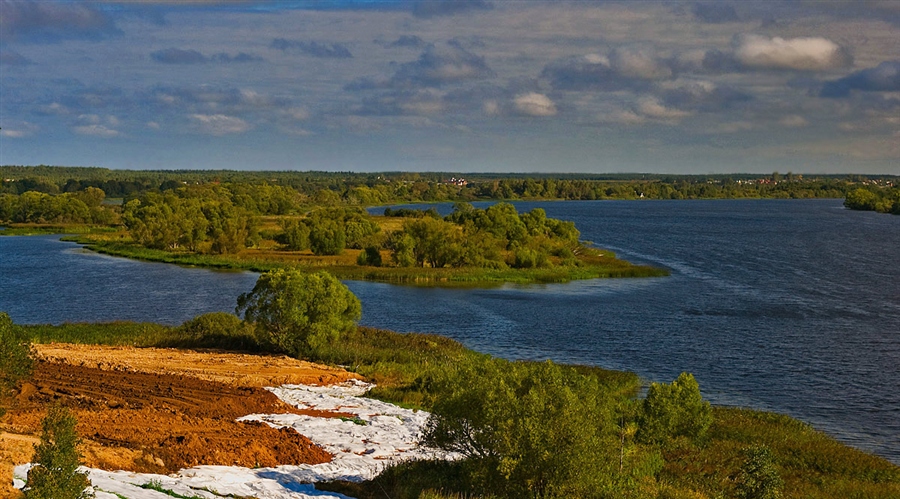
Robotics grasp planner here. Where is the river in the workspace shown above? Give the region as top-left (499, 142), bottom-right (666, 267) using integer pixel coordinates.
top-left (1, 199), bottom-right (898, 463)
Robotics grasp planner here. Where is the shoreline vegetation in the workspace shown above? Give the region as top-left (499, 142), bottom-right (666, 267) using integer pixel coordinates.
top-left (6, 314), bottom-right (899, 498)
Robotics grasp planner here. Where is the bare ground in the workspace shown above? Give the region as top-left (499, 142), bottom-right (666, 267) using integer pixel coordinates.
top-left (1, 344), bottom-right (364, 497)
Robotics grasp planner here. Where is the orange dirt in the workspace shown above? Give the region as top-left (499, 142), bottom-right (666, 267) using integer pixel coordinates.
top-left (1, 344), bottom-right (365, 496)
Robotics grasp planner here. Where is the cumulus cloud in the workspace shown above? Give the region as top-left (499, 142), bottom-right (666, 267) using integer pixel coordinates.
top-left (542, 49), bottom-right (674, 92)
top-left (0, 121), bottom-right (38, 138)
top-left (610, 46), bottom-right (674, 80)
top-left (637, 98), bottom-right (691, 121)
top-left (820, 60), bottom-right (900, 98)
top-left (514, 92), bottom-right (557, 117)
top-left (733, 34), bottom-right (851, 71)
top-left (151, 48), bottom-right (262, 64)
top-left (271, 39), bottom-right (352, 58)
top-left (659, 80), bottom-right (752, 111)
top-left (0, 50), bottom-right (32, 65)
top-left (190, 114), bottom-right (250, 135)
top-left (0, 1), bottom-right (121, 43)
top-left (389, 43), bottom-right (493, 87)
top-left (412, 0), bottom-right (492, 18)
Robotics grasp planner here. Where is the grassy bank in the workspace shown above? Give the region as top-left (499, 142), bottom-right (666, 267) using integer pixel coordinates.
top-left (65, 236), bottom-right (668, 285)
top-left (18, 320), bottom-right (900, 498)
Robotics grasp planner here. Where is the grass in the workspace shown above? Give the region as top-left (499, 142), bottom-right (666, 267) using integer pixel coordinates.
top-left (17, 320), bottom-right (899, 499)
top-left (0, 224), bottom-right (118, 236)
top-left (65, 234), bottom-right (668, 286)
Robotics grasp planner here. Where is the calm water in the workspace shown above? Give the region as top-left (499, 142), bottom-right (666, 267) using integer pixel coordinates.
top-left (1, 199), bottom-right (898, 463)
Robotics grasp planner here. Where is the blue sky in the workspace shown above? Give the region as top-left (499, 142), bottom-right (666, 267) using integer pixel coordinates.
top-left (1, 0), bottom-right (898, 174)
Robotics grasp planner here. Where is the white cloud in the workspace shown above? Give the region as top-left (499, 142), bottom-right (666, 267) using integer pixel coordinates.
top-left (637, 98), bottom-right (691, 121)
top-left (610, 46), bottom-right (673, 80)
top-left (779, 115), bottom-right (809, 127)
top-left (734, 35), bottom-right (851, 71)
top-left (284, 107), bottom-right (310, 121)
top-left (1, 121), bottom-right (39, 138)
top-left (190, 114), bottom-right (250, 135)
top-left (482, 100), bottom-right (500, 116)
top-left (72, 125), bottom-right (120, 138)
top-left (514, 92), bottom-right (557, 117)
top-left (146, 121), bottom-right (160, 130)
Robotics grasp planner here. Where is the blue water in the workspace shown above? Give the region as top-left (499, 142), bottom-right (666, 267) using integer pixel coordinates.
top-left (2, 199), bottom-right (898, 463)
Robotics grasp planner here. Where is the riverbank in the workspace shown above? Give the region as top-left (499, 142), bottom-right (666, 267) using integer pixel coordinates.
top-left (8, 322), bottom-right (899, 499)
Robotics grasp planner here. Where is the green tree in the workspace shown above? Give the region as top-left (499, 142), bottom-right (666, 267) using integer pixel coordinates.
top-left (236, 270), bottom-right (361, 357)
top-left (734, 445), bottom-right (783, 499)
top-left (24, 404), bottom-right (93, 499)
top-left (0, 312), bottom-right (33, 417)
top-left (356, 246), bottom-right (383, 267)
top-left (637, 372), bottom-right (712, 445)
top-left (423, 358), bottom-right (658, 498)
top-left (278, 218), bottom-right (310, 251)
top-left (308, 218), bottom-right (347, 256)
top-left (844, 188), bottom-right (877, 211)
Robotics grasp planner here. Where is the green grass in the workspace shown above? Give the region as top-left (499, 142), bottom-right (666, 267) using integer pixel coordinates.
top-left (0, 224), bottom-right (118, 236)
top-left (67, 237), bottom-right (668, 286)
top-left (18, 319), bottom-right (898, 499)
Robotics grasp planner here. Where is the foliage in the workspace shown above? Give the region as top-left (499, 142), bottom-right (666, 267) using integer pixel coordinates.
top-left (0, 312), bottom-right (33, 416)
top-left (307, 217), bottom-right (346, 255)
top-left (356, 246), bottom-right (383, 267)
top-left (735, 445), bottom-right (784, 499)
top-left (637, 372), bottom-right (712, 445)
top-left (277, 218), bottom-right (310, 251)
top-left (844, 186), bottom-right (900, 215)
top-left (122, 187), bottom-right (257, 254)
top-left (166, 312), bottom-right (262, 351)
top-left (421, 357), bottom-right (657, 498)
top-left (24, 404), bottom-right (93, 499)
top-left (236, 269), bottom-right (361, 357)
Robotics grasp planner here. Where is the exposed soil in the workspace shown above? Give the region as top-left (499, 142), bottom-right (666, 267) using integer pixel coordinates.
top-left (1, 344), bottom-right (364, 497)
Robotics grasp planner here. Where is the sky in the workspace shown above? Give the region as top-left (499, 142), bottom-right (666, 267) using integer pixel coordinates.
top-left (1, 0), bottom-right (898, 174)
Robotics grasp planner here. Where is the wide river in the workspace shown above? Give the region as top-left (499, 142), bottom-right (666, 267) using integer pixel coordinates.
top-left (1, 199), bottom-right (898, 464)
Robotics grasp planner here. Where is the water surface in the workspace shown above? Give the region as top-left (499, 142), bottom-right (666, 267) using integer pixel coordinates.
top-left (2, 199), bottom-right (898, 463)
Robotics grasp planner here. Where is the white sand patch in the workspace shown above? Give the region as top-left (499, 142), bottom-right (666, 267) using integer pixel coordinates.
top-left (13, 381), bottom-right (454, 499)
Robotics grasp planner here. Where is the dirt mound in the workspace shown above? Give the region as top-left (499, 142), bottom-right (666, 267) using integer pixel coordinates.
top-left (2, 344), bottom-right (363, 489)
top-left (33, 343), bottom-right (361, 387)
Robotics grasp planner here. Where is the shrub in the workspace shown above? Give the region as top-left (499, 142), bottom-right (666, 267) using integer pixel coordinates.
top-left (734, 445), bottom-right (783, 499)
top-left (24, 404), bottom-right (93, 499)
top-left (422, 357), bottom-right (656, 498)
top-left (236, 270), bottom-right (361, 357)
top-left (356, 246), bottom-right (383, 267)
top-left (166, 312), bottom-right (261, 351)
top-left (637, 372), bottom-right (712, 445)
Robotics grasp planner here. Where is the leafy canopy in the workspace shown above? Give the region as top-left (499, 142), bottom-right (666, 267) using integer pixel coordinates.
top-left (236, 269), bottom-right (361, 357)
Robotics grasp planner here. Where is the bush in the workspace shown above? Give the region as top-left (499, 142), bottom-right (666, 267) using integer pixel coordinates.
top-left (165, 312), bottom-right (261, 351)
top-left (637, 372), bottom-right (712, 445)
top-left (24, 404), bottom-right (93, 499)
top-left (422, 357), bottom-right (657, 498)
top-left (236, 270), bottom-right (361, 357)
top-left (356, 246), bottom-right (383, 267)
top-left (734, 445), bottom-right (783, 499)
top-left (0, 312), bottom-right (33, 416)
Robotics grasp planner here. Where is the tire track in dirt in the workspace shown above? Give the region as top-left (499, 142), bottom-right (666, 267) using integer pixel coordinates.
top-left (2, 345), bottom-right (363, 477)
